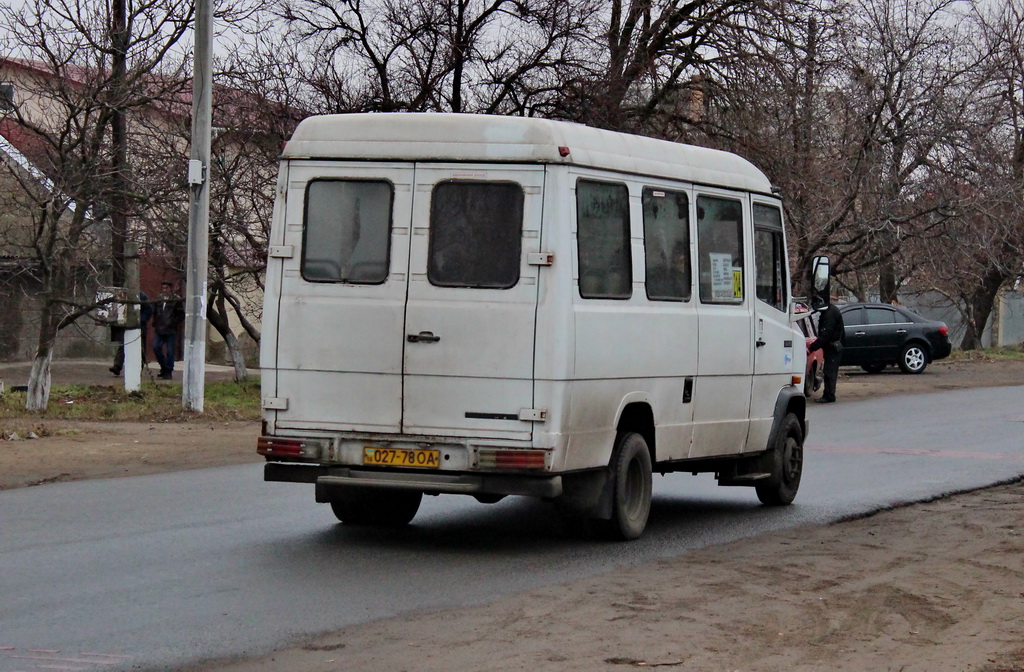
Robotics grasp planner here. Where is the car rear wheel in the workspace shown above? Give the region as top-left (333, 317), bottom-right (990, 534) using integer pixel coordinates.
top-left (329, 487), bottom-right (422, 526)
top-left (898, 343), bottom-right (928, 374)
top-left (588, 432), bottom-right (652, 541)
top-left (861, 363), bottom-right (886, 374)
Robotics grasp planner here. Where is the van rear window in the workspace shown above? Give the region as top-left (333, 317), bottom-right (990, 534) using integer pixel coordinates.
top-left (428, 181), bottom-right (523, 289)
top-left (302, 179), bottom-right (393, 284)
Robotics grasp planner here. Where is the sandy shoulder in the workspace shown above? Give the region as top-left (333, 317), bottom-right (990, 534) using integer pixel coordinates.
top-left (0, 420), bottom-right (259, 490)
top-left (190, 481), bottom-right (1024, 672)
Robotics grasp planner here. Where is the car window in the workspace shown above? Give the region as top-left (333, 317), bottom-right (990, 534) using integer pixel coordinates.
top-left (865, 308), bottom-right (897, 325)
top-left (894, 308), bottom-right (918, 323)
top-left (842, 307), bottom-right (865, 326)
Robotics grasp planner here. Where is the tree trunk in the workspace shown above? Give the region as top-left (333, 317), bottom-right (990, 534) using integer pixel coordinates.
top-left (223, 330), bottom-right (249, 382)
top-left (960, 269), bottom-right (1007, 350)
top-left (26, 345), bottom-right (54, 412)
top-left (26, 300), bottom-right (61, 411)
top-left (878, 262), bottom-right (898, 304)
top-left (206, 292), bottom-right (248, 382)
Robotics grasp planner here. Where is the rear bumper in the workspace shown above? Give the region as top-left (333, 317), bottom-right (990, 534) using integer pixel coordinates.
top-left (264, 463), bottom-right (563, 499)
top-left (931, 340), bottom-right (952, 360)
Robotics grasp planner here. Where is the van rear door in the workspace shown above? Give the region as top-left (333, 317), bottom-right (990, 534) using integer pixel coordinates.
top-left (402, 165), bottom-right (545, 442)
top-left (271, 162), bottom-right (544, 441)
top-left (272, 162), bottom-right (413, 434)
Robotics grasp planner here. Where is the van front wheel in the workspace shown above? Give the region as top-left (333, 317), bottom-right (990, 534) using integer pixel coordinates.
top-left (329, 487), bottom-right (422, 526)
top-left (755, 413), bottom-right (803, 506)
top-left (590, 432), bottom-right (652, 541)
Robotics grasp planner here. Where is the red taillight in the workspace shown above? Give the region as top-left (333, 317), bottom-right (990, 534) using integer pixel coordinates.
top-left (478, 449), bottom-right (547, 470)
top-left (257, 436), bottom-right (305, 457)
top-left (939, 325), bottom-right (948, 336)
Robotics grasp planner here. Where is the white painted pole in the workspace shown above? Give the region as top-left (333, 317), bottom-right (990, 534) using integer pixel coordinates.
top-left (124, 329), bottom-right (141, 391)
top-left (124, 242), bottom-right (141, 392)
top-left (183, 0), bottom-right (212, 412)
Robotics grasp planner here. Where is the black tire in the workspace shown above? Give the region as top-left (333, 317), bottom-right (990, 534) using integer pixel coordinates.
top-left (861, 363), bottom-right (886, 374)
top-left (898, 343), bottom-right (928, 374)
top-left (589, 432), bottom-right (652, 541)
top-left (755, 413), bottom-right (804, 506)
top-left (329, 487), bottom-right (422, 526)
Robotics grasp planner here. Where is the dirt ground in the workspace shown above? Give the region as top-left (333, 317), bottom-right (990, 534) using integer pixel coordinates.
top-left (0, 359), bottom-right (259, 490)
top-left (2, 357), bottom-right (1024, 671)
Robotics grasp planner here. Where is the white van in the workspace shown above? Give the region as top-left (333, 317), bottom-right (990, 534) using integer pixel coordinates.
top-left (258, 113), bottom-right (809, 540)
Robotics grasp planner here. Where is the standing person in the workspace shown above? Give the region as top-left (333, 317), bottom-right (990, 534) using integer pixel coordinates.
top-left (110, 291), bottom-right (152, 376)
top-left (808, 301), bottom-right (845, 403)
top-left (152, 281), bottom-right (185, 380)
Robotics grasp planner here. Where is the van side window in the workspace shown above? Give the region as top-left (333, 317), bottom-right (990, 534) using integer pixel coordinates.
top-left (302, 179), bottom-right (393, 284)
top-left (643, 188), bottom-right (691, 301)
top-left (428, 181), bottom-right (523, 289)
top-left (576, 179), bottom-right (631, 299)
top-left (753, 203), bottom-right (787, 312)
top-left (697, 196), bottom-right (744, 304)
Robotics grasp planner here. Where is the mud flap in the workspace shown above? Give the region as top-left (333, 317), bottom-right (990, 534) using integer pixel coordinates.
top-left (554, 469), bottom-right (614, 520)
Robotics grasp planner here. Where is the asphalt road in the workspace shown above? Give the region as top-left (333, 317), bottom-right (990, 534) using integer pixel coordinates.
top-left (2, 385), bottom-right (1023, 672)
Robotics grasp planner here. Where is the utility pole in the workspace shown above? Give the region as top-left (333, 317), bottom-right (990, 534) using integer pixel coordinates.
top-left (110, 0), bottom-right (127, 289)
top-left (183, 0), bottom-right (212, 411)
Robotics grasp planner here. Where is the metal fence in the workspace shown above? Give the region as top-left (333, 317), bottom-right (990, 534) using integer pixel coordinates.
top-left (896, 290), bottom-right (1024, 349)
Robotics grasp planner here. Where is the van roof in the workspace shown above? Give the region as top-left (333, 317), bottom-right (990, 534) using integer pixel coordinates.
top-left (283, 113), bottom-right (775, 195)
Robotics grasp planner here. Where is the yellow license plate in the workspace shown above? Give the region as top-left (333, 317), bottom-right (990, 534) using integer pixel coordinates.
top-left (363, 447), bottom-right (440, 468)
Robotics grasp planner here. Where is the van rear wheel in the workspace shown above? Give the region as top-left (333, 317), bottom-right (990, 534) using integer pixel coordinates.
top-left (755, 413), bottom-right (803, 506)
top-left (589, 432), bottom-right (652, 541)
top-left (329, 487), bottom-right (422, 526)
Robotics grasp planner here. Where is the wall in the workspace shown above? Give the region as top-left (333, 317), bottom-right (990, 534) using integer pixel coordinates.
top-left (898, 289), bottom-right (1024, 349)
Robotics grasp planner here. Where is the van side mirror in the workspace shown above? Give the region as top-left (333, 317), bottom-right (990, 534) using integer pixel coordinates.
top-left (810, 256), bottom-right (830, 310)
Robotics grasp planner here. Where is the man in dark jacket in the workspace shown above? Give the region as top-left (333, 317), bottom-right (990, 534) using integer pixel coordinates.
top-left (152, 281), bottom-right (185, 380)
top-left (808, 302), bottom-right (844, 403)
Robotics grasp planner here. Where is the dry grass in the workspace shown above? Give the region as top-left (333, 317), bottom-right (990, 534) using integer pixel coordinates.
top-left (0, 380), bottom-right (260, 423)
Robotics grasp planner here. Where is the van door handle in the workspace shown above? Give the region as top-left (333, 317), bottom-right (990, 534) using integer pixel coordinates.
top-left (408, 331), bottom-right (441, 343)
top-left (756, 338), bottom-right (767, 347)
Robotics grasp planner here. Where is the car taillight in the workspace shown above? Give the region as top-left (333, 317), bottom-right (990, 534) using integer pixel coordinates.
top-left (258, 436), bottom-right (309, 456)
top-left (478, 449), bottom-right (548, 470)
top-left (939, 325), bottom-right (948, 336)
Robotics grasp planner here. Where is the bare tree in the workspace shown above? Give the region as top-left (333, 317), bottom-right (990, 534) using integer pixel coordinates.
top-left (912, 0), bottom-right (1024, 349)
top-left (0, 0), bottom-right (193, 409)
top-left (835, 0), bottom-right (977, 302)
top-left (695, 0), bottom-right (977, 301)
top-left (273, 0), bottom-right (595, 114)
